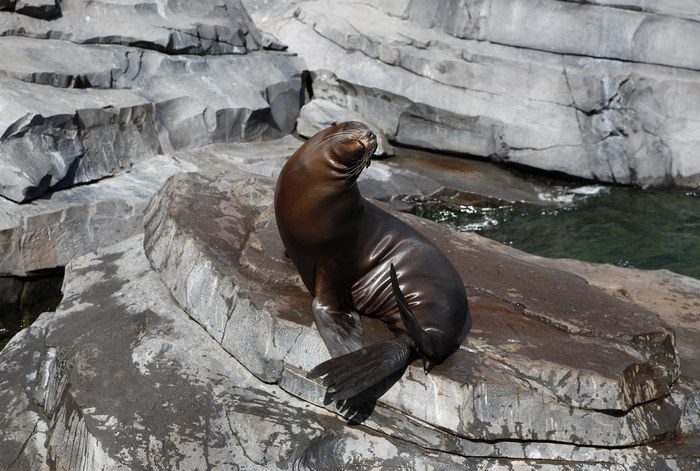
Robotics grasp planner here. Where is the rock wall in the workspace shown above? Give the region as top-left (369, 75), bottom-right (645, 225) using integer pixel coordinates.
top-left (0, 0), bottom-right (305, 277)
top-left (246, 0), bottom-right (700, 187)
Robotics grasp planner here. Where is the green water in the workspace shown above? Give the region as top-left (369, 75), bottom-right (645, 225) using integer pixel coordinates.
top-left (414, 186), bottom-right (700, 280)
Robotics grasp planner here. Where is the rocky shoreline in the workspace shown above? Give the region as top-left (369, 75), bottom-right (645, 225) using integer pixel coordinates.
top-left (1, 1), bottom-right (699, 469)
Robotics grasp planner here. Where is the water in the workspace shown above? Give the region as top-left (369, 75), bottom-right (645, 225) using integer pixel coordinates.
top-left (413, 185), bottom-right (700, 280)
top-left (0, 269), bottom-right (64, 351)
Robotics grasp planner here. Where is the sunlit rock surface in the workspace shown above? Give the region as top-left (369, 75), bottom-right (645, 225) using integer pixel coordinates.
top-left (244, 0), bottom-right (700, 187)
top-left (131, 167), bottom-right (694, 466)
top-left (1, 167), bottom-right (698, 469)
top-left (0, 0), bottom-right (303, 203)
top-left (0, 0), bottom-right (699, 468)
top-left (0, 236), bottom-right (481, 470)
top-left (0, 134), bottom-right (555, 277)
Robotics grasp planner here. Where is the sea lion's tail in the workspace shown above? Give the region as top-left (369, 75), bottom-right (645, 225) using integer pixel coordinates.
top-left (389, 263), bottom-right (439, 374)
top-left (307, 339), bottom-right (412, 401)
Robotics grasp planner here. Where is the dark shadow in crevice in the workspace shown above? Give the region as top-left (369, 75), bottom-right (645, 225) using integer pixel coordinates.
top-left (0, 267), bottom-right (65, 351)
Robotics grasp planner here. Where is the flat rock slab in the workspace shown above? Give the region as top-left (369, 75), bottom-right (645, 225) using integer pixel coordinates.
top-left (0, 235), bottom-right (491, 470)
top-left (0, 181), bottom-right (695, 470)
top-left (143, 167), bottom-right (692, 449)
top-left (0, 156), bottom-right (197, 276)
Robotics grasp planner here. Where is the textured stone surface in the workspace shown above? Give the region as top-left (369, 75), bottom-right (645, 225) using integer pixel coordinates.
top-left (0, 236), bottom-right (482, 470)
top-left (0, 1), bottom-right (304, 202)
top-left (0, 167), bottom-right (697, 468)
top-left (0, 0), bottom-right (257, 54)
top-left (246, 0), bottom-right (700, 187)
top-left (1, 0), bottom-right (699, 467)
top-left (0, 156), bottom-right (196, 276)
top-left (0, 135), bottom-right (555, 277)
top-left (142, 168), bottom-right (695, 453)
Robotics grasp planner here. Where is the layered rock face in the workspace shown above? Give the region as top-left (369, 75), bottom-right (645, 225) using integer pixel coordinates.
top-left (0, 0), bottom-right (303, 276)
top-left (0, 0), bottom-right (303, 203)
top-left (246, 0), bottom-right (700, 187)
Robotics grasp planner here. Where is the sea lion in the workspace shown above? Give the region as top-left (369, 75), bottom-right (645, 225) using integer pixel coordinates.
top-left (274, 121), bottom-right (470, 400)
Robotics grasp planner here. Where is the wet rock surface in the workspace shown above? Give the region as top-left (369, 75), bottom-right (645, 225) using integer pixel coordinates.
top-left (245, 0), bottom-right (700, 187)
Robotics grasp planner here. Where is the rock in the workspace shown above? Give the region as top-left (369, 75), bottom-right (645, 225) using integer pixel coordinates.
top-left (0, 236), bottom-right (531, 470)
top-left (0, 155), bottom-right (196, 276)
top-left (0, 0), bottom-right (260, 55)
top-left (0, 4), bottom-right (304, 202)
top-left (142, 166), bottom-right (696, 455)
top-left (0, 134), bottom-right (547, 278)
top-left (245, 0), bottom-right (700, 187)
top-left (14, 0), bottom-right (59, 20)
top-left (1, 176), bottom-right (696, 469)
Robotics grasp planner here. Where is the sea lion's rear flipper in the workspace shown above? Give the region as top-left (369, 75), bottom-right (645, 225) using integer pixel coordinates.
top-left (307, 339), bottom-right (412, 401)
top-left (311, 298), bottom-right (364, 358)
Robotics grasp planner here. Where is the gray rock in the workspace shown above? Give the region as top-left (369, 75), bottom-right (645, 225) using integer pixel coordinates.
top-left (142, 167), bottom-right (692, 451)
top-left (0, 235), bottom-right (528, 470)
top-left (0, 134), bottom-right (546, 277)
top-left (0, 34), bottom-right (303, 202)
top-left (14, 0), bottom-right (59, 20)
top-left (0, 155), bottom-right (196, 276)
top-left (0, 168), bottom-right (697, 468)
top-left (246, 0), bottom-right (700, 187)
top-left (0, 0), bottom-right (260, 54)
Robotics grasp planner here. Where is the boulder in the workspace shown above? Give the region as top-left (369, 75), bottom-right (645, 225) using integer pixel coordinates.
top-left (0, 236), bottom-right (479, 470)
top-left (246, 0), bottom-right (700, 187)
top-left (1, 167), bottom-right (697, 469)
top-left (140, 167), bottom-right (697, 458)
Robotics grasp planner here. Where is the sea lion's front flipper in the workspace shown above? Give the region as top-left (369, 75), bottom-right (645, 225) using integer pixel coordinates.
top-left (308, 339), bottom-right (412, 401)
top-left (311, 261), bottom-right (363, 357)
top-left (311, 298), bottom-right (363, 357)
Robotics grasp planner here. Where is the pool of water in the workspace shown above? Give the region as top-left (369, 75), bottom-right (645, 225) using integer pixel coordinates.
top-left (413, 184), bottom-right (700, 280)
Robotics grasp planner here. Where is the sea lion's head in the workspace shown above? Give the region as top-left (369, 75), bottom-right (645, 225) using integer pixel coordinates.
top-left (317, 121), bottom-right (378, 180)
